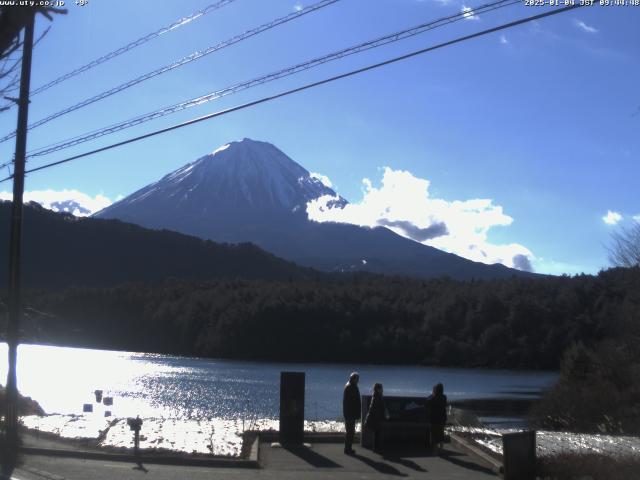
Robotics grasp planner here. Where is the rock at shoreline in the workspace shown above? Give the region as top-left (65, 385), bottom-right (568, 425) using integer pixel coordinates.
top-left (0, 384), bottom-right (45, 416)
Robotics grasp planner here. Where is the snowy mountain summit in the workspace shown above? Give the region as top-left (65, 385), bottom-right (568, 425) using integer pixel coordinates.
top-left (96, 138), bottom-right (530, 280)
top-left (110, 138), bottom-right (345, 220)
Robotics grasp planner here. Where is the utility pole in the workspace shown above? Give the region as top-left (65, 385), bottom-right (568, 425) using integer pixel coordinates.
top-left (4, 8), bottom-right (36, 462)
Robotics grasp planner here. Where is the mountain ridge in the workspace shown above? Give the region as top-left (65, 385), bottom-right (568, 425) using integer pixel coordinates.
top-left (0, 201), bottom-right (317, 289)
top-left (96, 138), bottom-right (535, 280)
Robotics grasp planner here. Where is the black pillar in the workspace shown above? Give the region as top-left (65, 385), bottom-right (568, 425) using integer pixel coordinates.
top-left (279, 371), bottom-right (305, 444)
top-left (503, 430), bottom-right (536, 480)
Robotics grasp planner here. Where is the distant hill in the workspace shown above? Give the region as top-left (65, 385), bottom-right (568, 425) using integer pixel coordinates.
top-left (0, 201), bottom-right (316, 289)
top-left (96, 138), bottom-right (534, 280)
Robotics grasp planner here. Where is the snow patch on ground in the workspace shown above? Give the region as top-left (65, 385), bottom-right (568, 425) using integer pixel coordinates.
top-left (450, 425), bottom-right (640, 458)
top-left (21, 414), bottom-right (347, 457)
top-left (23, 413), bottom-right (640, 459)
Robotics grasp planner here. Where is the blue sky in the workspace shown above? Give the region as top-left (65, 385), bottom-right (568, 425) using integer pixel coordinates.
top-left (0, 0), bottom-right (638, 275)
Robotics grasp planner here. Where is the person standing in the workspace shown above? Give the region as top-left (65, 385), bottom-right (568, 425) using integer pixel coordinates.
top-left (342, 372), bottom-right (361, 455)
top-left (427, 382), bottom-right (447, 452)
top-left (364, 382), bottom-right (387, 452)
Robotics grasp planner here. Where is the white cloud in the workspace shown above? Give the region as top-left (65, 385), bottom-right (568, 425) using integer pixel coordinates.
top-left (574, 19), bottom-right (598, 34)
top-left (603, 210), bottom-right (622, 225)
top-left (499, 34), bottom-right (509, 45)
top-left (528, 20), bottom-right (560, 40)
top-left (0, 189), bottom-right (114, 216)
top-left (633, 214), bottom-right (640, 222)
top-left (293, 2), bottom-right (302, 12)
top-left (310, 172), bottom-right (333, 188)
top-left (461, 5), bottom-right (480, 21)
top-left (306, 167), bottom-right (534, 271)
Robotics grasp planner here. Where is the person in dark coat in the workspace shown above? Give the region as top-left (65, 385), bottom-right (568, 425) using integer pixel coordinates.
top-left (342, 372), bottom-right (361, 455)
top-left (427, 382), bottom-right (447, 452)
top-left (364, 383), bottom-right (387, 452)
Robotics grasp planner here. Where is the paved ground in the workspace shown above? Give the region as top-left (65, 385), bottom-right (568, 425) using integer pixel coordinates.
top-left (261, 442), bottom-right (498, 479)
top-left (6, 441), bottom-right (498, 480)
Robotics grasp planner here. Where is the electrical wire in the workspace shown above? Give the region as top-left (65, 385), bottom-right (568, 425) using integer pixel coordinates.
top-left (0, 3), bottom-right (583, 184)
top-left (0, 0), bottom-right (340, 144)
top-left (29, 0), bottom-right (237, 96)
top-left (26, 0), bottom-right (519, 160)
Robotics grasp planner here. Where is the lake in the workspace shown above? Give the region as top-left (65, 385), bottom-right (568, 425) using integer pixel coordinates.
top-left (0, 343), bottom-right (557, 422)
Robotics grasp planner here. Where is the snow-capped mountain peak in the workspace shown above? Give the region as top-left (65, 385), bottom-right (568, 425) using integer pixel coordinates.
top-left (94, 138), bottom-right (531, 280)
top-left (97, 138), bottom-right (345, 222)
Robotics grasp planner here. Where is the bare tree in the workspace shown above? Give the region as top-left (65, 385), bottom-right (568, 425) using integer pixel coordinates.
top-left (608, 220), bottom-right (640, 268)
top-left (0, 6), bottom-right (63, 56)
top-left (0, 6), bottom-right (65, 110)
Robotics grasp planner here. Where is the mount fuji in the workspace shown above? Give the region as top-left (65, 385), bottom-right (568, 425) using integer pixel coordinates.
top-left (95, 138), bottom-right (529, 280)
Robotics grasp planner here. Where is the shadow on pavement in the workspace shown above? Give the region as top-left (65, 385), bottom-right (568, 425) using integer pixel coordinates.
top-left (0, 459), bottom-right (14, 480)
top-left (0, 467), bottom-right (15, 480)
top-left (352, 453), bottom-right (408, 476)
top-left (439, 449), bottom-right (497, 476)
top-left (0, 437), bottom-right (19, 480)
top-left (282, 445), bottom-right (342, 468)
top-left (383, 455), bottom-right (427, 472)
top-left (133, 461), bottom-right (149, 473)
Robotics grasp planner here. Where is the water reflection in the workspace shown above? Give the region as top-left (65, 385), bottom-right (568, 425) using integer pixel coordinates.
top-left (1, 343), bottom-right (557, 421)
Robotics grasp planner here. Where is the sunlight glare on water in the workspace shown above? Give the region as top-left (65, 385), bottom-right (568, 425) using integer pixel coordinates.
top-left (0, 343), bottom-right (557, 421)
top-left (0, 343), bottom-right (199, 417)
top-left (1, 343), bottom-right (559, 456)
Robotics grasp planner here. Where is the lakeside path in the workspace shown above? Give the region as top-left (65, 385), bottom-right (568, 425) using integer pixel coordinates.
top-left (10, 440), bottom-right (498, 480)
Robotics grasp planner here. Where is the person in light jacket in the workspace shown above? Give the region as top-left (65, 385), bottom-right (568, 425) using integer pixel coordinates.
top-left (342, 372), bottom-right (361, 455)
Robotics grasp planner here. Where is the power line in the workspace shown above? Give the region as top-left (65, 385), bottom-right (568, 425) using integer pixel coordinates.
top-left (0, 1), bottom-right (234, 105)
top-left (0, 0), bottom-right (340, 144)
top-left (0, 26), bottom-right (50, 106)
top-left (0, 3), bottom-right (583, 184)
top-left (29, 0), bottom-right (237, 97)
top-left (26, 0), bottom-right (519, 160)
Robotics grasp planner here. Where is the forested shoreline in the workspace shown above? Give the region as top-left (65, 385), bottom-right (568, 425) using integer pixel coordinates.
top-left (7, 267), bottom-right (638, 371)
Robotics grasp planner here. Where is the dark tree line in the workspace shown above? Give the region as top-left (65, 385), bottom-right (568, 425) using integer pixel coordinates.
top-left (530, 266), bottom-right (640, 434)
top-left (9, 266), bottom-right (639, 371)
top-left (531, 337), bottom-right (640, 434)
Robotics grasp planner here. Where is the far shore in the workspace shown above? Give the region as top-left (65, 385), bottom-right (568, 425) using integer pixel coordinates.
top-left (2, 340), bottom-right (561, 373)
